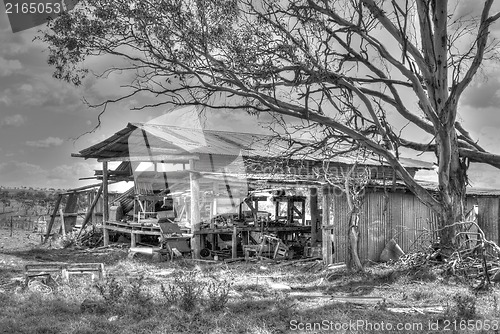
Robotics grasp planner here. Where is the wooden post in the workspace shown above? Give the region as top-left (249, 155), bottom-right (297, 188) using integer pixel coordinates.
top-left (77, 185), bottom-right (103, 238)
top-left (209, 181), bottom-right (217, 251)
top-left (310, 187), bottom-right (318, 246)
top-left (44, 193), bottom-right (62, 243)
top-left (102, 161), bottom-right (109, 246)
top-left (59, 208), bottom-right (66, 235)
top-left (232, 225), bottom-right (238, 259)
top-left (190, 159), bottom-right (201, 259)
top-left (91, 190), bottom-right (97, 225)
top-left (322, 186), bottom-right (333, 265)
top-left (10, 216), bottom-right (13, 237)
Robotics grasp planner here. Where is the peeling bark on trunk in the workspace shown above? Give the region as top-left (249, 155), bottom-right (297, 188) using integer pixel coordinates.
top-left (345, 165), bottom-right (365, 272)
top-left (348, 211), bottom-right (363, 272)
top-left (435, 120), bottom-right (469, 253)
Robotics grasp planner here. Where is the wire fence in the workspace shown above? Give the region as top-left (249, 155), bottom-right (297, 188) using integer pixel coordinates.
top-left (0, 216), bottom-right (61, 232)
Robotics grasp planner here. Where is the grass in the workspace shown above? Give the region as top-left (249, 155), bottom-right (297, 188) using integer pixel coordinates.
top-left (1, 251), bottom-right (500, 333)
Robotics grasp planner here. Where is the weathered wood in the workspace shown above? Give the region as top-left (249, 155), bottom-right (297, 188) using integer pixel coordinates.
top-left (278, 257), bottom-right (322, 266)
top-left (60, 181), bottom-right (117, 194)
top-left (77, 185), bottom-right (103, 238)
top-left (59, 208), bottom-right (66, 235)
top-left (322, 187), bottom-right (333, 265)
top-left (97, 155), bottom-right (199, 162)
top-left (209, 181), bottom-right (217, 251)
top-left (232, 225), bottom-right (238, 259)
top-left (190, 159), bottom-right (201, 259)
top-left (310, 187), bottom-right (318, 246)
top-left (44, 194), bottom-right (62, 243)
top-left (102, 161), bottom-right (109, 246)
top-left (63, 192), bottom-right (78, 232)
top-left (330, 296), bottom-right (385, 305)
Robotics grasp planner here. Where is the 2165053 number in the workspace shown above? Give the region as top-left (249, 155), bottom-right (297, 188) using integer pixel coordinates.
top-left (5, 2), bottom-right (63, 15)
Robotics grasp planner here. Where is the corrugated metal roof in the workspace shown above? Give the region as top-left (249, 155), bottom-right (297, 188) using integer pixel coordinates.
top-left (466, 187), bottom-right (500, 196)
top-left (415, 180), bottom-right (500, 196)
top-left (74, 122), bottom-right (434, 169)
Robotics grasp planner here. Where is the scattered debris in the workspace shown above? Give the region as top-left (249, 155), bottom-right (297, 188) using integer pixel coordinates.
top-left (289, 291), bottom-right (330, 299)
top-left (268, 282), bottom-right (292, 290)
top-left (326, 263), bottom-right (347, 271)
top-left (380, 239), bottom-right (404, 262)
top-left (24, 262), bottom-right (105, 283)
top-left (330, 296), bottom-right (385, 305)
top-left (278, 257), bottom-right (322, 267)
top-left (26, 279), bottom-right (53, 294)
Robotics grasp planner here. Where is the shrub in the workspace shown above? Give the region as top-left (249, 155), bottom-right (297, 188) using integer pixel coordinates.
top-left (127, 275), bottom-right (151, 305)
top-left (94, 277), bottom-right (125, 305)
top-left (453, 292), bottom-right (477, 319)
top-left (205, 275), bottom-right (232, 312)
top-left (160, 270), bottom-right (232, 313)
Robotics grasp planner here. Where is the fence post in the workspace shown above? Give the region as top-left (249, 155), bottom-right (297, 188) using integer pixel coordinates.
top-left (10, 216), bottom-right (13, 237)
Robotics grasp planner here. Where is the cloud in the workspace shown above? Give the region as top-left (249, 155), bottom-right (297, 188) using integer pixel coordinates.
top-left (0, 114), bottom-right (26, 127)
top-left (47, 162), bottom-right (99, 181)
top-left (0, 161), bottom-right (45, 176)
top-left (461, 78), bottom-right (500, 109)
top-left (0, 160), bottom-right (99, 188)
top-left (26, 136), bottom-right (64, 148)
top-left (0, 57), bottom-right (22, 76)
top-left (0, 75), bottom-right (85, 114)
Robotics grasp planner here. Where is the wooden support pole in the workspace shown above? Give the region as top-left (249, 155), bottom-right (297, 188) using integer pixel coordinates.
top-left (301, 198), bottom-right (306, 225)
top-left (59, 208), bottom-right (66, 235)
top-left (322, 186), bottom-right (333, 265)
top-left (209, 181), bottom-right (217, 251)
top-left (44, 194), bottom-right (62, 243)
top-left (77, 185), bottom-right (103, 238)
top-left (310, 187), bottom-right (318, 246)
top-left (190, 159), bottom-right (201, 259)
top-left (102, 161), bottom-right (109, 246)
top-left (232, 225), bottom-right (238, 259)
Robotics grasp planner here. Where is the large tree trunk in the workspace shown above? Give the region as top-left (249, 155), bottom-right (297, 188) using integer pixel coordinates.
top-left (347, 210), bottom-right (363, 271)
top-left (436, 128), bottom-right (468, 253)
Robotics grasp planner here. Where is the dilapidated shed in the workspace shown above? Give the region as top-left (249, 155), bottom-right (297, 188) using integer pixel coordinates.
top-left (70, 121), bottom-right (498, 263)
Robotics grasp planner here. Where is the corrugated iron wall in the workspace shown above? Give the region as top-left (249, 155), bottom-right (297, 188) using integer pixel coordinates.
top-left (466, 196), bottom-right (500, 245)
top-left (329, 189), bottom-right (500, 263)
top-left (329, 189), bottom-right (443, 263)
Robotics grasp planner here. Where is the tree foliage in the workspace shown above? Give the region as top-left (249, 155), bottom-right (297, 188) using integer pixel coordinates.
top-left (41, 0), bottom-right (500, 249)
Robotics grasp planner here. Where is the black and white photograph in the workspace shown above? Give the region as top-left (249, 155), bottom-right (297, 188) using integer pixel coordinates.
top-left (2, 1), bottom-right (500, 333)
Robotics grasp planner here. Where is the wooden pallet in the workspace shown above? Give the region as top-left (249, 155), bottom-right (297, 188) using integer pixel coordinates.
top-left (25, 263), bottom-right (105, 283)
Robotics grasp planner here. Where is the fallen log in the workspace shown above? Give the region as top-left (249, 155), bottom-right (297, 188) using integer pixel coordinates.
top-left (277, 257), bottom-right (322, 267)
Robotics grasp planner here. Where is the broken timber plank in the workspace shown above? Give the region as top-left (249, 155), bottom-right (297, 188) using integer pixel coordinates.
top-left (330, 296), bottom-right (385, 305)
top-left (278, 257), bottom-right (322, 266)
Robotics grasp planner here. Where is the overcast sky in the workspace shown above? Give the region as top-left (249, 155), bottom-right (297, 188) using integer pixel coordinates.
top-left (0, 3), bottom-right (500, 190)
